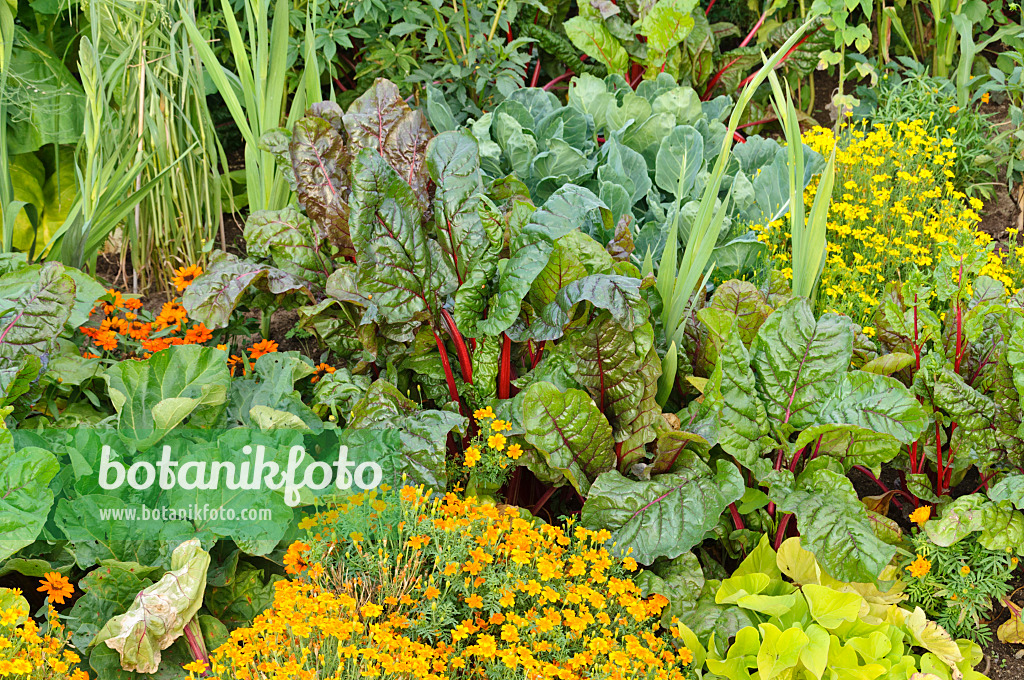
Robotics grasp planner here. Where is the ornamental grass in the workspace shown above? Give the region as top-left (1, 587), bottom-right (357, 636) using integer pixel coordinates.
top-left (752, 119), bottom-right (1023, 330)
top-left (197, 486), bottom-right (695, 680)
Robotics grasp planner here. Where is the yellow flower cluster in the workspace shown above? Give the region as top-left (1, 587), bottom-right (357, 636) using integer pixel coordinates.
top-left (200, 487), bottom-right (693, 680)
top-left (752, 120), bottom-right (1020, 327)
top-left (0, 600), bottom-right (88, 679)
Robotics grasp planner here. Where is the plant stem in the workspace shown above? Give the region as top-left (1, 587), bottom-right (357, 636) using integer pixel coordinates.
top-left (729, 503), bottom-right (745, 531)
top-left (431, 328), bottom-right (462, 407)
top-left (774, 513), bottom-right (793, 549)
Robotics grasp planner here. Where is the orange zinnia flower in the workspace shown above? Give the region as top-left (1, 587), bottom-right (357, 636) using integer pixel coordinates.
top-left (310, 363), bottom-right (336, 384)
top-left (102, 317), bottom-right (128, 334)
top-left (141, 337), bottom-right (172, 354)
top-left (227, 354), bottom-right (247, 376)
top-left (183, 322), bottom-right (213, 345)
top-left (172, 264), bottom-right (203, 292)
top-left (248, 339), bottom-right (278, 360)
top-left (37, 572), bottom-right (74, 605)
top-left (93, 330), bottom-right (118, 352)
top-left (126, 321), bottom-right (151, 340)
top-left (122, 297), bottom-right (143, 312)
top-left (99, 289), bottom-right (123, 315)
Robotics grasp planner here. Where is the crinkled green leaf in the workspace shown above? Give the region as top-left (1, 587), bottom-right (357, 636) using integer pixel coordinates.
top-left (776, 468), bottom-right (895, 582)
top-left (68, 562), bottom-right (155, 650)
top-left (0, 261), bottom-right (76, 359)
top-left (582, 455), bottom-right (744, 563)
top-left (752, 298), bottom-right (854, 429)
top-left (564, 16), bottom-right (629, 75)
top-left (181, 251), bottom-right (313, 329)
top-left (0, 426), bottom-right (58, 562)
top-left (522, 381), bottom-right (616, 495)
top-left (243, 207), bottom-right (333, 284)
top-left (342, 78), bottom-right (408, 155)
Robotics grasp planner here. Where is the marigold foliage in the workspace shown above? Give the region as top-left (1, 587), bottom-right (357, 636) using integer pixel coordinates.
top-left (201, 487), bottom-right (694, 680)
top-left (752, 120), bottom-right (1021, 329)
top-left (0, 599), bottom-right (88, 679)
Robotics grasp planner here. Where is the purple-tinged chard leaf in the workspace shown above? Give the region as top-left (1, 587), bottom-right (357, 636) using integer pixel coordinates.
top-left (289, 115), bottom-right (355, 258)
top-left (349, 148), bottom-right (456, 326)
top-left (343, 78), bottom-right (409, 156)
top-left (0, 262), bottom-right (76, 359)
top-left (384, 109), bottom-right (433, 211)
top-left (181, 251), bottom-right (314, 329)
top-left (243, 207), bottom-right (333, 285)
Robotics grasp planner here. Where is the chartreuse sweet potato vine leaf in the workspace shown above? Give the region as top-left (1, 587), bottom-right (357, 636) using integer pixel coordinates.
top-left (95, 539), bottom-right (210, 674)
top-left (690, 536), bottom-right (980, 680)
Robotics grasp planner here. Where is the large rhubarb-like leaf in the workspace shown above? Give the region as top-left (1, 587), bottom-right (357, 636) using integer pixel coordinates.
top-left (104, 345), bottom-right (231, 448)
top-left (289, 113), bottom-right (354, 258)
top-left (181, 251), bottom-right (313, 329)
top-left (349, 148), bottom-right (457, 325)
top-left (582, 454), bottom-right (744, 563)
top-left (776, 468), bottom-right (895, 582)
top-left (752, 298), bottom-right (853, 430)
top-left (0, 425), bottom-right (58, 562)
top-left (522, 381), bottom-right (616, 495)
top-left (426, 130), bottom-right (502, 332)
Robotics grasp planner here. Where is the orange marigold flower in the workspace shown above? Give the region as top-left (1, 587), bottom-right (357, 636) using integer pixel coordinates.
top-left (183, 323), bottom-right (213, 345)
top-left (37, 572), bottom-right (74, 605)
top-left (172, 264), bottom-right (203, 292)
top-left (909, 505), bottom-right (931, 526)
top-left (311, 363), bottom-right (336, 384)
top-left (248, 339), bottom-right (278, 360)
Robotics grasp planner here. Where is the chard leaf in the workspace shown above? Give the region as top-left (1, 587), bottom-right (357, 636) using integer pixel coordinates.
top-left (243, 207), bottom-right (333, 284)
top-left (67, 562), bottom-right (155, 651)
top-left (342, 78), bottom-right (408, 155)
top-left (181, 251), bottom-right (313, 329)
top-left (582, 454), bottom-right (744, 563)
top-left (530, 275), bottom-right (647, 341)
top-left (95, 539), bottom-right (209, 674)
top-left (564, 16), bottom-right (629, 75)
top-left (478, 185), bottom-right (607, 336)
top-left (979, 502), bottom-right (1024, 554)
top-left (522, 381), bottom-right (616, 495)
top-left (708, 280), bottom-right (774, 346)
top-left (289, 115), bottom-right (354, 258)
top-left (714, 323), bottom-right (771, 466)
top-left (348, 380), bottom-right (464, 490)
top-left (349, 148), bottom-right (456, 325)
top-left (426, 131), bottom-right (501, 331)
top-left (640, 0), bottom-right (697, 53)
top-left (382, 109), bottom-right (433, 210)
top-left (776, 468), bottom-right (895, 582)
top-left (103, 345), bottom-right (230, 448)
top-left (818, 371), bottom-right (928, 444)
top-left (792, 424), bottom-right (901, 472)
top-left (0, 262), bottom-right (76, 359)
top-left (752, 298), bottom-right (854, 430)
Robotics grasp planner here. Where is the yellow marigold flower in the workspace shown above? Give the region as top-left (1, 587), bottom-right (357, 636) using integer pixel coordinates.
top-left (487, 433), bottom-right (507, 451)
top-left (464, 446), bottom-right (481, 467)
top-left (507, 443), bottom-right (522, 460)
top-left (909, 505), bottom-right (931, 526)
top-left (960, 565), bottom-right (971, 576)
top-left (907, 554), bottom-right (932, 578)
top-left (949, 105), bottom-right (959, 113)
top-left (490, 419), bottom-right (510, 432)
top-left (360, 602), bottom-right (383, 618)
top-left (473, 406), bottom-right (495, 421)
top-left (678, 647), bottom-right (694, 665)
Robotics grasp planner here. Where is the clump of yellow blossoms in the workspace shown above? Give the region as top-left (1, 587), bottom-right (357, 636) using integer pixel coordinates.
top-left (200, 487), bottom-right (694, 680)
top-left (752, 119), bottom-right (1022, 328)
top-left (0, 597), bottom-right (89, 679)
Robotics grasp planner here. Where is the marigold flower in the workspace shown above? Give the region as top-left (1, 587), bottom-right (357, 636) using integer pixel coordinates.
top-left (960, 565), bottom-right (971, 576)
top-left (490, 419), bottom-right (510, 432)
top-left (37, 572), bottom-right (74, 605)
top-left (473, 406), bottom-right (495, 421)
top-left (172, 264), bottom-right (203, 292)
top-left (906, 554), bottom-right (931, 578)
top-left (506, 443), bottom-right (522, 460)
top-left (464, 446), bottom-right (481, 467)
top-left (487, 433), bottom-right (506, 451)
top-left (283, 541), bottom-right (310, 574)
top-left (909, 505), bottom-right (931, 526)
